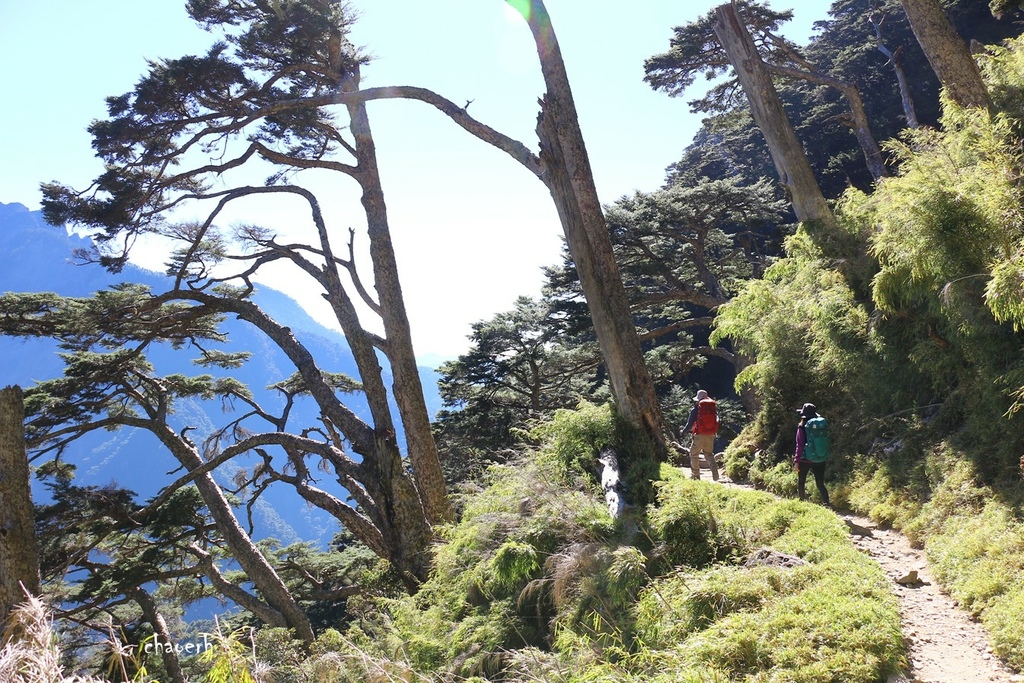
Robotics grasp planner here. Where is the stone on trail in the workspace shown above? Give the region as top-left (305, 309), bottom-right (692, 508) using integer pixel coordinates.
top-left (895, 569), bottom-right (931, 586)
top-left (744, 547), bottom-right (807, 569)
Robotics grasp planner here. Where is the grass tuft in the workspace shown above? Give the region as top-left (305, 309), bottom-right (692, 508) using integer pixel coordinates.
top-left (1, 593), bottom-right (111, 683)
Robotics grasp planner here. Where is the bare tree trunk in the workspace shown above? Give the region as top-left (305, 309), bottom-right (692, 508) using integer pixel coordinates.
top-left (343, 70), bottom-right (453, 528)
top-left (0, 386), bottom-right (40, 626)
top-left (899, 0), bottom-right (991, 110)
top-left (132, 588), bottom-right (185, 683)
top-left (184, 287), bottom-right (436, 586)
top-left (838, 83), bottom-right (888, 180)
top-left (518, 0), bottom-right (669, 462)
top-left (871, 13), bottom-right (921, 128)
top-left (762, 32), bottom-right (888, 181)
top-left (148, 424), bottom-right (315, 644)
top-left (289, 188), bottom-right (436, 582)
top-left (714, 2), bottom-right (837, 230)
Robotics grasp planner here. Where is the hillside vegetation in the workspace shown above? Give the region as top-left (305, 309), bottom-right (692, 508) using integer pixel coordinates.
top-left (7, 1), bottom-right (1024, 682)
top-left (326, 405), bottom-right (904, 683)
top-left (3, 405), bottom-right (904, 683)
top-left (715, 35), bottom-right (1024, 671)
top-left (334, 27), bottom-right (1024, 683)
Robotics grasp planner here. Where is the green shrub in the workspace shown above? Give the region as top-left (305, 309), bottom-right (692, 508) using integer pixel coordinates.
top-left (489, 541), bottom-right (541, 593)
top-left (530, 402), bottom-right (618, 484)
top-left (649, 481), bottom-right (735, 569)
top-left (748, 459), bottom-right (798, 499)
top-left (985, 585), bottom-right (1024, 670)
top-left (529, 401), bottom-right (663, 508)
top-left (635, 565), bottom-right (804, 648)
top-left (847, 464), bottom-right (923, 532)
top-left (920, 483), bottom-right (1024, 615)
top-left (252, 627), bottom-right (304, 680)
top-left (722, 436), bottom-right (756, 481)
top-left (547, 544), bottom-right (651, 655)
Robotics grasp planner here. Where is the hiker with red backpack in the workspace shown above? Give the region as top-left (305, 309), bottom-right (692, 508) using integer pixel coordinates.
top-left (794, 402), bottom-right (831, 507)
top-left (681, 389), bottom-right (720, 481)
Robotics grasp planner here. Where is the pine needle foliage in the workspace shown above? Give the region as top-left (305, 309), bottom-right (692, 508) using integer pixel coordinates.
top-left (711, 228), bottom-right (879, 462)
top-left (839, 38), bottom-right (1024, 471)
top-left (716, 35), bottom-right (1024, 483)
top-left (865, 107), bottom-right (1024, 316)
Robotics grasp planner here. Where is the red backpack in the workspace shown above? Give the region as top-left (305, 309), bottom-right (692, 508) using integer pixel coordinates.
top-left (693, 398), bottom-right (718, 434)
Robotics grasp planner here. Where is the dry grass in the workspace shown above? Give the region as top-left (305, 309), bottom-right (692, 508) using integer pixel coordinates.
top-left (0, 593), bottom-right (110, 683)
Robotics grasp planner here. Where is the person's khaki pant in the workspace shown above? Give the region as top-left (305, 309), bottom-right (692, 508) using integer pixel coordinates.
top-left (689, 432), bottom-right (719, 480)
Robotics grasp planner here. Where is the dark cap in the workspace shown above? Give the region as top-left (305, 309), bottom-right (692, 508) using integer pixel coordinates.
top-left (797, 403), bottom-right (818, 419)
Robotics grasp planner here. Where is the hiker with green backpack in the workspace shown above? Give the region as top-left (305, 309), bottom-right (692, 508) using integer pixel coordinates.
top-left (794, 403), bottom-right (830, 507)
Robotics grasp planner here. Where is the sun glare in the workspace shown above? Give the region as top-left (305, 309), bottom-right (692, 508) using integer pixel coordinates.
top-left (503, 0), bottom-right (531, 23)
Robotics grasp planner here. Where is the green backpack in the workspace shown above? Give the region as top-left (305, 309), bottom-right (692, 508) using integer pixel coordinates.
top-left (804, 416), bottom-right (830, 462)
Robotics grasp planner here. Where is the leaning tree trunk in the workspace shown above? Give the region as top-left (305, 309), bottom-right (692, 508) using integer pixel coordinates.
top-left (838, 84), bottom-right (887, 181)
top-left (0, 386), bottom-right (41, 626)
top-left (133, 588), bottom-right (186, 683)
top-left (344, 72), bottom-right (453, 528)
top-left (150, 425), bottom-right (315, 644)
top-left (767, 62), bottom-right (887, 182)
top-left (899, 0), bottom-right (991, 110)
top-left (518, 0), bottom-right (669, 462)
top-left (713, 2), bottom-right (837, 230)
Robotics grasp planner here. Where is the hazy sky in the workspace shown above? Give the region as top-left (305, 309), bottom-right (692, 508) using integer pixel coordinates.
top-left (0, 0), bottom-right (831, 363)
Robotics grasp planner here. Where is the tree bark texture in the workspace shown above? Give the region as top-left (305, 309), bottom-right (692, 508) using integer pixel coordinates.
top-left (148, 422), bottom-right (315, 644)
top-left (520, 0), bottom-right (669, 461)
top-left (132, 588), bottom-right (186, 683)
top-left (343, 72), bottom-right (454, 529)
top-left (713, 3), bottom-right (837, 230)
top-left (0, 385), bottom-right (41, 626)
top-left (899, 0), bottom-right (991, 110)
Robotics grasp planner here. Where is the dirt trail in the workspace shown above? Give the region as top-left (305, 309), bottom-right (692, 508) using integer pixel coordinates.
top-left (841, 513), bottom-right (1019, 683)
top-left (708, 473), bottom-right (1020, 682)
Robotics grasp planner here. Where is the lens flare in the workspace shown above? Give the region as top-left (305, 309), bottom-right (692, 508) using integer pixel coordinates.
top-left (506, 0), bottom-right (532, 22)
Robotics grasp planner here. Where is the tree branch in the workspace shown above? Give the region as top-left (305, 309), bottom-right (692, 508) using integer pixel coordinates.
top-left (261, 86), bottom-right (543, 177)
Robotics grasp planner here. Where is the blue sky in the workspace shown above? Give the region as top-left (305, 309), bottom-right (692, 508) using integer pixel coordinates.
top-left (0, 0), bottom-right (830, 362)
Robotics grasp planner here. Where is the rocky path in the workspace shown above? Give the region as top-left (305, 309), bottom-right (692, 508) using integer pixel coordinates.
top-left (841, 513), bottom-right (1019, 683)
top-left (709, 472), bottom-right (1019, 682)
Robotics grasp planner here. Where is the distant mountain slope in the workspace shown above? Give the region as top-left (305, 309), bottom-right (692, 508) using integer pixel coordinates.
top-left (0, 201), bottom-right (442, 547)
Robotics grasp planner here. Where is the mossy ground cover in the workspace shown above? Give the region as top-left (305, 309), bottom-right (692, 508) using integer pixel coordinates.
top-left (634, 471), bottom-right (904, 683)
top-left (330, 445), bottom-right (904, 683)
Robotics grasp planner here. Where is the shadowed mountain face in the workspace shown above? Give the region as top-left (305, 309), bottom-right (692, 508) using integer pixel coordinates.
top-left (0, 201), bottom-right (442, 547)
